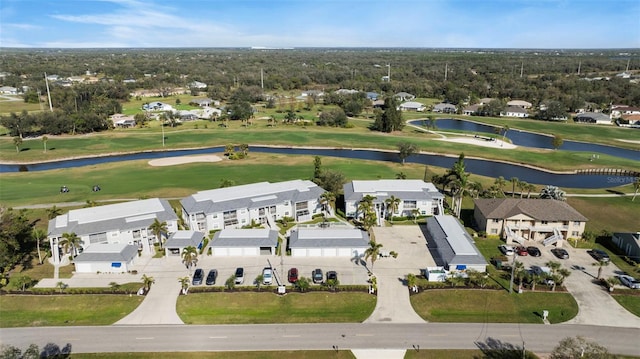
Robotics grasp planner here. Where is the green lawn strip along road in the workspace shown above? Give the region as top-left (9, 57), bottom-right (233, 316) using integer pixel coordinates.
top-left (410, 289), bottom-right (578, 324)
top-left (611, 293), bottom-right (640, 318)
top-left (1, 119), bottom-right (638, 173)
top-left (177, 292), bottom-right (376, 324)
top-left (0, 294), bottom-right (143, 327)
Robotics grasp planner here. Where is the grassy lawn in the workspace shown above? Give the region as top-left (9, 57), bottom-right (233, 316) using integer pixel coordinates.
top-left (176, 291), bottom-right (376, 324)
top-left (410, 289), bottom-right (578, 324)
top-left (0, 295), bottom-right (143, 327)
top-left (612, 294), bottom-right (640, 318)
top-left (566, 196), bottom-right (640, 233)
top-left (73, 352), bottom-right (356, 359)
top-left (1, 115), bottom-right (638, 174)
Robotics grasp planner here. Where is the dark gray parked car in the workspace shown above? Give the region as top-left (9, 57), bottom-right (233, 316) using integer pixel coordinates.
top-left (192, 268), bottom-right (204, 285)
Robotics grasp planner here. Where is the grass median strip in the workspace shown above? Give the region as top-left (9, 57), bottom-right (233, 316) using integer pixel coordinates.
top-left (410, 289), bottom-right (578, 324)
top-left (0, 295), bottom-right (144, 327)
top-left (177, 291), bottom-right (376, 324)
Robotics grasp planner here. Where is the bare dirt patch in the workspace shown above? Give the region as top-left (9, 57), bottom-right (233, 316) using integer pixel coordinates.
top-left (148, 154), bottom-right (223, 167)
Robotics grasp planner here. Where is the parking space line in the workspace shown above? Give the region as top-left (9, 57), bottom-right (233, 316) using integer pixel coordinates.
top-left (209, 336), bottom-right (228, 339)
top-left (136, 337), bottom-right (154, 340)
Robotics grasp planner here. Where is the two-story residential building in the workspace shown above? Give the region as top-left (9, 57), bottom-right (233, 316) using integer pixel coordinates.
top-left (343, 180), bottom-right (444, 226)
top-left (473, 198), bottom-right (587, 247)
top-left (180, 180), bottom-right (325, 232)
top-left (48, 198), bottom-right (179, 264)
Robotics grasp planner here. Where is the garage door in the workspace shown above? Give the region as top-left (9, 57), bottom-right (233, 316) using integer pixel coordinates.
top-left (307, 248), bottom-right (322, 256)
top-left (75, 263), bottom-right (92, 273)
top-left (213, 248), bottom-right (229, 256)
top-left (322, 248), bottom-right (337, 256)
top-left (292, 248), bottom-right (307, 257)
top-left (337, 248), bottom-right (352, 257)
top-left (242, 248), bottom-right (259, 256)
top-left (227, 248), bottom-right (243, 256)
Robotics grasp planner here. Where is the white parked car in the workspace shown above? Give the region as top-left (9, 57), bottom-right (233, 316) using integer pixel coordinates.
top-left (498, 245), bottom-right (515, 256)
top-left (619, 275), bottom-right (640, 289)
top-left (262, 267), bottom-right (273, 285)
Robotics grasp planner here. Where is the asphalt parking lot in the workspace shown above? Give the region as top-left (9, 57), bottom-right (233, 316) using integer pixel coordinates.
top-left (181, 250), bottom-right (371, 288)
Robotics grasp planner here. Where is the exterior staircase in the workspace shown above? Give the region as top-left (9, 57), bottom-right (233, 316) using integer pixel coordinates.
top-left (543, 227), bottom-right (564, 246)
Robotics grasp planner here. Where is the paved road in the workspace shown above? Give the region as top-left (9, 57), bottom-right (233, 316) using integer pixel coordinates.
top-left (1, 323), bottom-right (638, 355)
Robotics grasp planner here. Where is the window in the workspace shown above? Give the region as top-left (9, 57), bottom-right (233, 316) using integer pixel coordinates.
top-left (574, 221), bottom-right (581, 226)
top-left (492, 219), bottom-right (500, 223)
top-left (295, 202), bottom-right (308, 211)
top-left (541, 221), bottom-right (549, 225)
top-left (404, 200), bottom-right (417, 209)
top-left (133, 230), bottom-right (141, 239)
top-left (572, 231), bottom-right (579, 236)
top-left (269, 206), bottom-right (276, 214)
top-left (259, 208), bottom-right (266, 216)
top-left (89, 232), bottom-right (107, 244)
top-left (490, 229), bottom-right (498, 234)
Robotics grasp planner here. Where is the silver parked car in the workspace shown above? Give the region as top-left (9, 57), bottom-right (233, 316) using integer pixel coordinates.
top-left (618, 275), bottom-right (640, 289)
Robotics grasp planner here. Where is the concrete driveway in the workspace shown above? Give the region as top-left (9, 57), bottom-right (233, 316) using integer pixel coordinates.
top-left (364, 226), bottom-right (433, 323)
top-left (511, 243), bottom-right (640, 327)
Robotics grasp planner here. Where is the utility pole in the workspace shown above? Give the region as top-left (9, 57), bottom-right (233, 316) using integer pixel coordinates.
top-left (44, 73), bottom-right (53, 112)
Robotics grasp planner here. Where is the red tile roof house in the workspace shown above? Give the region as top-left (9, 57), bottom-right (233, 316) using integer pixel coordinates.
top-left (473, 198), bottom-right (588, 247)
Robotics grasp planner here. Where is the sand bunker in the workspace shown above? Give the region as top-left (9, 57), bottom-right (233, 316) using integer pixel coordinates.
top-left (148, 154), bottom-right (223, 166)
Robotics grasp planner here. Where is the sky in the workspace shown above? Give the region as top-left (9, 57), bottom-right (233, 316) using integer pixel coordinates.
top-left (1, 0), bottom-right (639, 49)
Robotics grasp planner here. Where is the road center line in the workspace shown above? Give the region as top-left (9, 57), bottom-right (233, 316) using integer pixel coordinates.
top-left (135, 337), bottom-right (154, 340)
top-left (209, 336), bottom-right (228, 339)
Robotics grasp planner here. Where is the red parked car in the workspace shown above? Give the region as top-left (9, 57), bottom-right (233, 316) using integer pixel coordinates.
top-left (515, 246), bottom-right (528, 256)
top-left (288, 268), bottom-right (299, 283)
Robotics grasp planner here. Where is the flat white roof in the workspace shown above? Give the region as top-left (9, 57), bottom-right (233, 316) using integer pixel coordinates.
top-left (83, 243), bottom-right (130, 253)
top-left (297, 228), bottom-right (365, 240)
top-left (218, 228), bottom-right (272, 239)
top-left (435, 215), bottom-right (476, 255)
top-left (192, 180), bottom-right (314, 203)
top-left (352, 180), bottom-right (435, 193)
top-left (67, 198), bottom-right (165, 225)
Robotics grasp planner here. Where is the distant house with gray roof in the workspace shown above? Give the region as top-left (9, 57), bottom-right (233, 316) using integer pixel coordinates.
top-left (48, 198), bottom-right (178, 264)
top-left (164, 230), bottom-right (205, 257)
top-left (473, 198), bottom-right (587, 246)
top-left (502, 105), bottom-right (529, 118)
top-left (432, 103), bottom-right (457, 114)
top-left (181, 180), bottom-right (325, 232)
top-left (399, 101), bottom-right (426, 112)
top-left (424, 215), bottom-right (487, 272)
top-left (395, 92), bottom-right (415, 101)
top-left (343, 180), bottom-right (444, 226)
top-left (289, 227), bottom-right (369, 257)
top-left (209, 229), bottom-right (279, 256)
top-left (574, 112), bottom-right (611, 125)
top-left (73, 243), bottom-right (139, 273)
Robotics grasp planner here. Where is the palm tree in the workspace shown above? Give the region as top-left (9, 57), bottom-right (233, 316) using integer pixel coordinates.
top-left (254, 274), bottom-right (264, 291)
top-left (517, 180), bottom-right (527, 198)
top-left (141, 274), bottom-right (155, 292)
top-left (364, 240), bottom-right (383, 271)
top-left (632, 177), bottom-right (640, 202)
top-left (181, 246), bottom-right (198, 270)
top-left (148, 219), bottom-right (168, 249)
top-left (42, 135), bottom-right (48, 153)
top-left (225, 275), bottom-right (236, 291)
top-left (494, 176), bottom-right (507, 197)
top-left (59, 232), bottom-right (82, 258)
top-left (384, 195), bottom-right (401, 221)
top-left (525, 183), bottom-right (536, 198)
top-left (32, 228), bottom-right (47, 265)
top-left (395, 171), bottom-right (407, 179)
top-left (509, 177), bottom-right (519, 198)
top-left (178, 277), bottom-right (190, 294)
top-left (46, 205), bottom-right (62, 220)
top-left (406, 273), bottom-right (418, 291)
top-left (295, 277), bottom-right (310, 292)
top-left (13, 136), bottom-right (22, 153)
top-left (319, 192), bottom-right (336, 215)
top-left (109, 282), bottom-right (121, 293)
top-left (594, 259), bottom-right (610, 279)
top-left (56, 281), bottom-right (67, 293)
top-left (411, 209), bottom-right (421, 224)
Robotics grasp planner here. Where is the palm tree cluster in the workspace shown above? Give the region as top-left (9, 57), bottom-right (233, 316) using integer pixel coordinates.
top-left (357, 195), bottom-right (378, 231)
